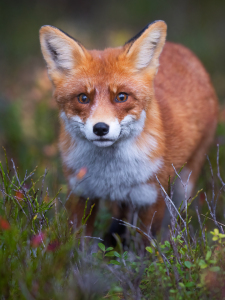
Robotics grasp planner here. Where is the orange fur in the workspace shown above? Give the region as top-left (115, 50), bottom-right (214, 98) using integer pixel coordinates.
top-left (40, 21), bottom-right (218, 239)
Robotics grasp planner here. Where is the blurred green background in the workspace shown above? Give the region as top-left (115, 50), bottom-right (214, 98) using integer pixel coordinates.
top-left (0, 0), bottom-right (225, 209)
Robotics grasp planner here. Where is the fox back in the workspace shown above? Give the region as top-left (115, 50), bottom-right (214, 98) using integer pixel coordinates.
top-left (40, 21), bottom-right (218, 238)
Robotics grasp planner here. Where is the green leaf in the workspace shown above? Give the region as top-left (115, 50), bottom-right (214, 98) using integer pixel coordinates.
top-left (146, 246), bottom-right (153, 253)
top-left (98, 243), bottom-right (105, 252)
top-left (212, 236), bottom-right (218, 241)
top-left (208, 260), bottom-right (216, 264)
top-left (123, 251), bottom-right (128, 259)
top-left (200, 263), bottom-right (208, 269)
top-left (106, 247), bottom-right (113, 252)
top-left (178, 283), bottom-right (185, 288)
top-left (110, 260), bottom-right (121, 265)
top-left (198, 259), bottom-right (205, 265)
top-left (164, 241), bottom-right (170, 248)
top-left (184, 261), bottom-right (192, 269)
top-left (139, 284), bottom-right (146, 289)
top-left (206, 250), bottom-right (212, 261)
top-left (214, 228), bottom-right (219, 235)
top-left (113, 251), bottom-right (120, 258)
top-left (185, 282), bottom-right (195, 288)
top-left (209, 266), bottom-right (220, 272)
top-left (111, 286), bottom-right (123, 293)
top-left (105, 251), bottom-right (115, 257)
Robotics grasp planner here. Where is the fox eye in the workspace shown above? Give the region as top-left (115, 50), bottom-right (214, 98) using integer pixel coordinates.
top-left (78, 93), bottom-right (90, 104)
top-left (115, 93), bottom-right (128, 103)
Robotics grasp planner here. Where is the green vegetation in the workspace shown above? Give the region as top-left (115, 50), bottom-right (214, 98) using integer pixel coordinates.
top-left (1, 149), bottom-right (225, 299)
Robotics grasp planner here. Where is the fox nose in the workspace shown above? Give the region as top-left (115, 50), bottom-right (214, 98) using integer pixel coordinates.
top-left (93, 122), bottom-right (109, 136)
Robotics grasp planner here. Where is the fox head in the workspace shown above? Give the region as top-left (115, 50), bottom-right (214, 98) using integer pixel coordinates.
top-left (39, 21), bottom-right (167, 147)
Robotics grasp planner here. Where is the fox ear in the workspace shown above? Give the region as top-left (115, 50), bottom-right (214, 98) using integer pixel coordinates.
top-left (39, 25), bottom-right (86, 78)
top-left (124, 21), bottom-right (167, 71)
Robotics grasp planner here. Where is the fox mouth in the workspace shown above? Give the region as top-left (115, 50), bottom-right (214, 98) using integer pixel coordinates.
top-left (92, 138), bottom-right (114, 142)
top-left (90, 138), bottom-right (116, 147)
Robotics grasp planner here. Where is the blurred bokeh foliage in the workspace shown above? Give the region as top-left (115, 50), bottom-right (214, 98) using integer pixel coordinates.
top-left (0, 0), bottom-right (225, 213)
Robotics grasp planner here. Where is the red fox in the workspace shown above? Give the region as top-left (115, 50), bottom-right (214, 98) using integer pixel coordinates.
top-left (40, 21), bottom-right (218, 241)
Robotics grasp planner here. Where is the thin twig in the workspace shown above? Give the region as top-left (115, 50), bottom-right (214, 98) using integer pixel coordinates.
top-left (169, 232), bottom-right (182, 265)
top-left (148, 211), bottom-right (157, 236)
top-left (207, 155), bottom-right (215, 214)
top-left (201, 214), bottom-right (225, 228)
top-left (112, 217), bottom-right (156, 247)
top-left (39, 168), bottom-right (48, 204)
top-left (11, 159), bottom-right (21, 186)
top-left (1, 190), bottom-right (27, 217)
top-left (77, 236), bottom-right (104, 241)
top-left (11, 159), bottom-right (33, 219)
top-left (217, 144), bottom-right (225, 190)
top-left (204, 193), bottom-right (224, 233)
top-left (196, 207), bottom-right (205, 245)
top-left (155, 175), bottom-right (187, 231)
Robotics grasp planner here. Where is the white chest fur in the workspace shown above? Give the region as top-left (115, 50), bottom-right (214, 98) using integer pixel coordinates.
top-left (61, 137), bottom-right (162, 206)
